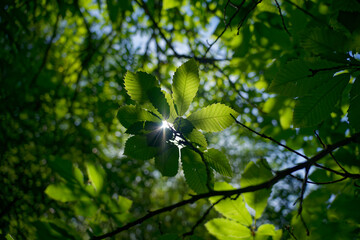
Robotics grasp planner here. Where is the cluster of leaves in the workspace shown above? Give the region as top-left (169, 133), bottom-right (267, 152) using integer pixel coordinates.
top-left (118, 59), bottom-right (237, 193)
top-left (206, 160), bottom-right (282, 240)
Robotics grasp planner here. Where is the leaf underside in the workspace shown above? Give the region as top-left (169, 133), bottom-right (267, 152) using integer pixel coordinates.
top-left (188, 103), bottom-right (239, 132)
top-left (172, 59), bottom-right (200, 116)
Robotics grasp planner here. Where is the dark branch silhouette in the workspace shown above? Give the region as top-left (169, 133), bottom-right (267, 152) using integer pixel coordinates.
top-left (91, 132), bottom-right (360, 239)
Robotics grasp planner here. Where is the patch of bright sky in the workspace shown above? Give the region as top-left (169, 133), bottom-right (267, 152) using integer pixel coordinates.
top-left (132, 4), bottom-right (221, 57)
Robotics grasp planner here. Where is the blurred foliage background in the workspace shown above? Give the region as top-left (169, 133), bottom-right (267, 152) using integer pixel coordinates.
top-left (1, 0), bottom-right (360, 239)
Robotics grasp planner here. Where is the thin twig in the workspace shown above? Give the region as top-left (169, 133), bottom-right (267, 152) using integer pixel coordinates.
top-left (237, 0), bottom-right (263, 35)
top-left (283, 0), bottom-right (328, 26)
top-left (296, 166), bottom-right (310, 215)
top-left (231, 114), bottom-right (308, 160)
top-left (213, 63), bottom-right (265, 114)
top-left (289, 174), bottom-right (348, 185)
top-left (203, 0), bottom-right (246, 57)
top-left (274, 0), bottom-right (291, 36)
top-left (308, 65), bottom-right (360, 77)
top-left (182, 197), bottom-right (226, 237)
top-left (284, 225), bottom-right (298, 240)
top-left (300, 214), bottom-right (310, 236)
top-left (314, 131), bottom-right (347, 173)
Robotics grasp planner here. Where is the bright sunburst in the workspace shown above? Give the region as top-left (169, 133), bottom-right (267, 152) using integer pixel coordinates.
top-left (161, 120), bottom-right (170, 129)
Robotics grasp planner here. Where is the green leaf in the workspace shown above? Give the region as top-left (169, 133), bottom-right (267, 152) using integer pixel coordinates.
top-left (205, 218), bottom-right (252, 240)
top-left (86, 162), bottom-right (105, 193)
top-left (301, 27), bottom-right (348, 55)
top-left (241, 159), bottom-right (273, 219)
top-left (117, 105), bottom-right (160, 128)
top-left (185, 129), bottom-right (208, 148)
top-left (163, 0), bottom-right (182, 10)
top-left (48, 157), bottom-right (83, 185)
top-left (45, 183), bottom-right (88, 202)
top-left (117, 195), bottom-right (132, 212)
top-left (147, 87), bottom-right (170, 119)
top-left (5, 234), bottom-right (14, 240)
top-left (348, 78), bottom-right (360, 130)
top-left (204, 149), bottom-right (232, 177)
top-left (293, 73), bottom-right (350, 127)
top-left (164, 91), bottom-right (178, 123)
top-left (155, 144), bottom-right (179, 177)
top-left (188, 103), bottom-right (239, 132)
top-left (174, 117), bottom-right (194, 134)
top-left (181, 147), bottom-right (210, 193)
top-left (106, 0), bottom-right (132, 24)
top-left (124, 71), bottom-right (158, 104)
top-left (255, 224), bottom-right (282, 240)
top-left (74, 199), bottom-right (98, 217)
top-left (210, 182), bottom-right (253, 226)
top-left (269, 59), bottom-right (338, 97)
top-left (124, 136), bottom-right (158, 160)
top-left (172, 59), bottom-right (200, 116)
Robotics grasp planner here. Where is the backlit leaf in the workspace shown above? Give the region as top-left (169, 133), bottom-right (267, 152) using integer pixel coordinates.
top-left (147, 87), bottom-right (170, 119)
top-left (172, 59), bottom-right (200, 116)
top-left (210, 182), bottom-right (252, 226)
top-left (293, 73), bottom-right (349, 127)
top-left (45, 183), bottom-right (88, 202)
top-left (205, 218), bottom-right (252, 240)
top-left (185, 129), bottom-right (208, 148)
top-left (188, 103), bottom-right (238, 132)
top-left (241, 159), bottom-right (273, 219)
top-left (117, 105), bottom-right (160, 128)
top-left (86, 162), bottom-right (105, 193)
top-left (164, 91), bottom-right (178, 123)
top-left (124, 71), bottom-right (158, 104)
top-left (204, 149), bottom-right (232, 177)
top-left (255, 224), bottom-right (282, 240)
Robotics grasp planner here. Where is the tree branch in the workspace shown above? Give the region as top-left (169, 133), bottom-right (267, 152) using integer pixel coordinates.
top-left (274, 0), bottom-right (291, 36)
top-left (91, 132), bottom-right (360, 239)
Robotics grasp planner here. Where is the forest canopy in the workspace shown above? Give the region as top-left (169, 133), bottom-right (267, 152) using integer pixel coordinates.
top-left (1, 0), bottom-right (360, 239)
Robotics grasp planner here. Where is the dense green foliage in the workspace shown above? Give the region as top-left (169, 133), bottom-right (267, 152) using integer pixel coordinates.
top-left (1, 0), bottom-right (360, 239)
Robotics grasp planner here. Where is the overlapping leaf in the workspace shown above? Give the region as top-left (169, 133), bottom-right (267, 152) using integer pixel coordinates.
top-left (172, 59), bottom-right (200, 116)
top-left (124, 71), bottom-right (158, 103)
top-left (155, 144), bottom-right (179, 177)
top-left (181, 147), bottom-right (210, 193)
top-left (164, 91), bottom-right (178, 123)
top-left (117, 105), bottom-right (160, 128)
top-left (124, 135), bottom-right (158, 160)
top-left (204, 149), bottom-right (232, 177)
top-left (209, 182), bottom-right (252, 226)
top-left (269, 59), bottom-right (338, 97)
top-left (293, 73), bottom-right (349, 127)
top-left (241, 159), bottom-right (273, 219)
top-left (188, 103), bottom-right (238, 132)
top-left (185, 129), bottom-right (207, 148)
top-left (147, 87), bottom-right (170, 119)
top-left (205, 218), bottom-right (252, 240)
top-left (86, 162), bottom-right (105, 193)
